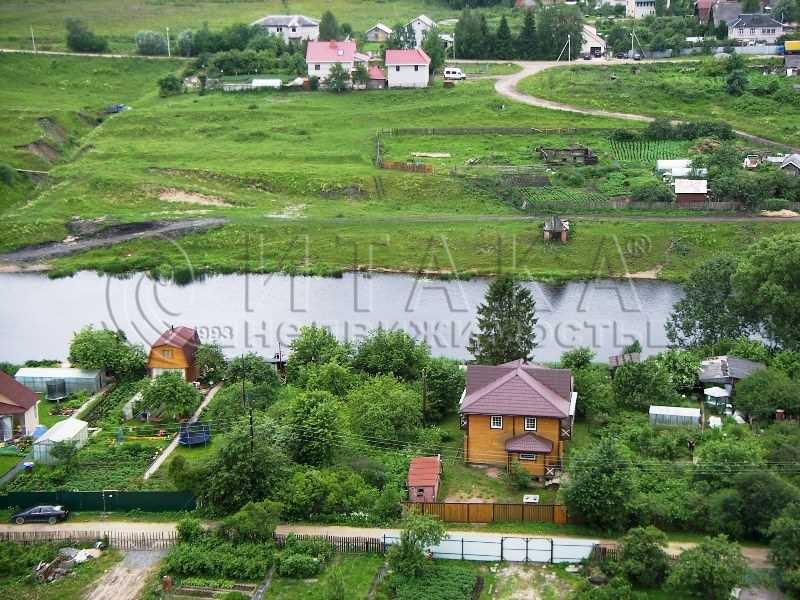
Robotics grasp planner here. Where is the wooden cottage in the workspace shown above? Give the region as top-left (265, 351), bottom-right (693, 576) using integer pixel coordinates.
top-left (0, 371), bottom-right (39, 441)
top-left (407, 455), bottom-right (442, 502)
top-left (460, 360), bottom-right (577, 479)
top-left (674, 178), bottom-right (708, 206)
top-left (539, 146), bottom-right (598, 165)
top-left (543, 216), bottom-right (569, 243)
top-left (147, 326), bottom-right (201, 382)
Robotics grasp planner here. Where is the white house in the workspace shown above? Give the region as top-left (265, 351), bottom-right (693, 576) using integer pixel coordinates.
top-left (407, 14), bottom-right (435, 48)
top-left (627, 0), bottom-right (668, 18)
top-left (581, 25), bottom-right (607, 57)
top-left (251, 14), bottom-right (320, 43)
top-left (366, 23), bottom-right (393, 42)
top-left (0, 371), bottom-right (39, 441)
top-left (306, 40), bottom-right (369, 82)
top-left (728, 14), bottom-right (784, 44)
top-left (385, 48), bottom-right (431, 88)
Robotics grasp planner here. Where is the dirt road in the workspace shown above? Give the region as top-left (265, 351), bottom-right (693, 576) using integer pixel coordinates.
top-left (84, 550), bottom-right (166, 600)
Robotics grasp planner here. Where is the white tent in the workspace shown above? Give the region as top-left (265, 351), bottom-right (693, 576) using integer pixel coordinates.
top-left (649, 405), bottom-right (701, 428)
top-left (33, 418), bottom-right (89, 465)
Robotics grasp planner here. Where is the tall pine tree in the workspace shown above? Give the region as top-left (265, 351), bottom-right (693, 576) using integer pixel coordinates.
top-left (516, 10), bottom-right (538, 60)
top-left (318, 11), bottom-right (339, 41)
top-left (468, 276), bottom-right (538, 365)
top-left (494, 16), bottom-right (514, 60)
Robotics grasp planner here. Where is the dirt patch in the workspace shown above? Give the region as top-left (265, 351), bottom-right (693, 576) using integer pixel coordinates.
top-left (67, 217), bottom-right (111, 236)
top-left (85, 550), bottom-right (166, 600)
top-left (319, 184), bottom-right (365, 199)
top-left (491, 564), bottom-right (579, 600)
top-left (37, 116), bottom-right (68, 144)
top-left (412, 152), bottom-right (451, 158)
top-left (626, 264), bottom-right (663, 279)
top-left (159, 188), bottom-right (233, 207)
top-left (761, 209), bottom-right (799, 218)
top-left (264, 204), bottom-right (306, 219)
top-left (14, 140), bottom-right (60, 163)
top-left (147, 166), bottom-right (273, 192)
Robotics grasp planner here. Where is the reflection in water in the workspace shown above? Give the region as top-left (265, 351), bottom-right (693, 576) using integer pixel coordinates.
top-left (0, 272), bottom-right (683, 363)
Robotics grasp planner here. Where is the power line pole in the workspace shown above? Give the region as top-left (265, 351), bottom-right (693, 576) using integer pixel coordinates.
top-left (30, 26), bottom-right (36, 53)
top-left (166, 27), bottom-right (171, 57)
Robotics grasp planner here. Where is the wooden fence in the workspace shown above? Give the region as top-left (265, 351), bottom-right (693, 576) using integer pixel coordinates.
top-left (0, 529), bottom-right (178, 550)
top-left (378, 127), bottom-right (601, 136)
top-left (403, 502), bottom-right (569, 524)
top-left (591, 543), bottom-right (679, 563)
top-left (273, 533), bottom-right (386, 554)
top-left (378, 160), bottom-right (433, 173)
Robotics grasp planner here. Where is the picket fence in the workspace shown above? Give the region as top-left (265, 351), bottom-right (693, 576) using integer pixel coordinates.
top-left (0, 529), bottom-right (178, 550)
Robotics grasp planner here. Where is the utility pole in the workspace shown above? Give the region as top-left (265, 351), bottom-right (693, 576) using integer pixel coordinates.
top-left (568, 34), bottom-right (571, 64)
top-left (240, 368), bottom-right (254, 452)
top-left (166, 27), bottom-right (171, 57)
top-left (631, 31), bottom-right (634, 59)
top-left (30, 26), bottom-right (36, 53)
top-left (421, 368), bottom-right (428, 424)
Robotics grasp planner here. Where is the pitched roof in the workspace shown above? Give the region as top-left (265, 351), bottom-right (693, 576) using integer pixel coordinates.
top-left (368, 65), bottom-right (387, 80)
top-left (306, 40), bottom-right (357, 64)
top-left (461, 363), bottom-right (572, 417)
top-left (34, 418), bottom-right (88, 444)
top-left (408, 14), bottom-right (435, 28)
top-left (713, 1), bottom-right (744, 25)
top-left (674, 179), bottom-right (708, 194)
top-left (385, 48), bottom-right (431, 66)
top-left (505, 432), bottom-right (554, 453)
top-left (354, 52), bottom-right (371, 63)
top-left (544, 216), bottom-right (565, 232)
top-left (251, 14), bottom-right (319, 28)
top-left (730, 13), bottom-right (783, 28)
top-left (696, 0), bottom-right (714, 21)
top-left (367, 23), bottom-right (393, 34)
top-left (408, 455), bottom-right (441, 487)
top-left (15, 367), bottom-right (100, 379)
top-left (152, 326), bottom-right (200, 364)
top-left (0, 371), bottom-right (38, 413)
top-left (699, 355), bottom-right (765, 382)
top-left (780, 153), bottom-right (800, 170)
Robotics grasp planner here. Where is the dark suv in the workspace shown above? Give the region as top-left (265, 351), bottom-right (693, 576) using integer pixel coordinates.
top-left (11, 505), bottom-right (69, 525)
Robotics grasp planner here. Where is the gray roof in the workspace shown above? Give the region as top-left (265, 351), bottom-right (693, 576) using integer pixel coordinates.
top-left (698, 355), bottom-right (765, 383)
top-left (544, 216), bottom-right (565, 232)
top-left (780, 153), bottom-right (800, 170)
top-left (786, 55), bottom-right (800, 69)
top-left (729, 13), bottom-right (783, 28)
top-left (251, 14), bottom-right (319, 28)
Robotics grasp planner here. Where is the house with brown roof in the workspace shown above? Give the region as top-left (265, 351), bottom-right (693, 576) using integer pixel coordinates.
top-left (407, 455), bottom-right (442, 502)
top-left (0, 371), bottom-right (39, 441)
top-left (460, 360), bottom-right (577, 479)
top-left (147, 326), bottom-right (201, 382)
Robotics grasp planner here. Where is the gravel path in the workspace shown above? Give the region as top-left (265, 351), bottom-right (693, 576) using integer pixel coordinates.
top-left (84, 550), bottom-right (166, 600)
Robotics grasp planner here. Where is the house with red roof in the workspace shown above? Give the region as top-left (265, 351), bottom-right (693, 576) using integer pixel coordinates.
top-left (367, 65), bottom-right (387, 89)
top-left (0, 371), bottom-right (39, 441)
top-left (460, 359), bottom-right (577, 479)
top-left (385, 48), bottom-right (431, 88)
top-left (147, 326), bottom-right (201, 382)
top-left (306, 40), bottom-right (369, 84)
top-left (407, 454), bottom-right (441, 502)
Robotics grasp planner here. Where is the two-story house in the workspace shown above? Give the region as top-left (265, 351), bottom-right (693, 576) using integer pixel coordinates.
top-left (460, 359), bottom-right (577, 479)
top-left (306, 40), bottom-right (370, 82)
top-left (147, 325), bottom-right (200, 382)
top-left (385, 48), bottom-right (431, 88)
top-left (407, 14), bottom-right (435, 48)
top-left (251, 15), bottom-right (320, 43)
top-left (728, 14), bottom-right (784, 44)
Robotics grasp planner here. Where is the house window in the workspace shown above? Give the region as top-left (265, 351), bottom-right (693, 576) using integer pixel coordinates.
top-left (414, 65), bottom-right (419, 72)
top-left (277, 27), bottom-right (283, 32)
top-left (520, 453), bottom-right (537, 461)
top-left (395, 65), bottom-right (400, 72)
top-left (161, 349), bottom-right (173, 359)
top-left (490, 416), bottom-right (503, 429)
top-left (416, 488), bottom-right (424, 497)
top-left (315, 64), bottom-right (321, 71)
top-left (524, 417), bottom-right (537, 431)
top-left (291, 27), bottom-right (296, 32)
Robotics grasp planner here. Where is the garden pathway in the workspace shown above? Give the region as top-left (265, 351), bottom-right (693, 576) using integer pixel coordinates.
top-left (142, 383), bottom-right (222, 480)
top-left (84, 549), bottom-right (166, 600)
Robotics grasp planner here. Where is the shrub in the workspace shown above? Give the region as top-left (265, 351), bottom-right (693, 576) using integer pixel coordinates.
top-left (631, 181), bottom-right (674, 204)
top-left (158, 74), bottom-right (184, 97)
top-left (278, 553), bottom-right (321, 578)
top-left (763, 198), bottom-right (790, 211)
top-left (615, 526), bottom-right (670, 588)
top-left (560, 347), bottom-right (595, 370)
top-left (504, 461), bottom-right (531, 490)
top-left (162, 540), bottom-right (275, 580)
top-left (135, 31), bottom-right (168, 55)
top-left (309, 76), bottom-right (320, 91)
top-left (65, 18), bottom-right (108, 53)
top-left (283, 534), bottom-right (334, 562)
top-left (0, 163), bottom-right (15, 186)
top-left (667, 535), bottom-right (746, 599)
top-left (176, 517), bottom-right (204, 543)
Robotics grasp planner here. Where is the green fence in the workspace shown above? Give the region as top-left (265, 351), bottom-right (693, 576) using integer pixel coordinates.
top-left (0, 491), bottom-right (196, 512)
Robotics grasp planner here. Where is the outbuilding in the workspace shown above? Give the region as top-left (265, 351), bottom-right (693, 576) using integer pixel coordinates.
top-left (0, 371), bottom-right (39, 440)
top-left (407, 455), bottom-right (441, 502)
top-left (674, 178), bottom-right (708, 206)
top-left (15, 367), bottom-right (104, 399)
top-left (649, 405), bottom-right (701, 428)
top-left (33, 418), bottom-right (89, 465)
top-left (365, 23), bottom-right (393, 42)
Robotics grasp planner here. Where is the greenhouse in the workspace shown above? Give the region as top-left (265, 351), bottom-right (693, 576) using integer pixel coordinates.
top-left (14, 367), bottom-right (104, 399)
top-left (32, 418), bottom-right (89, 465)
top-left (649, 405), bottom-right (701, 428)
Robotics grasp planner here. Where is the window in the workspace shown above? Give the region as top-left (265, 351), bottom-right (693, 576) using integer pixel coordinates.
top-left (414, 65), bottom-right (419, 72)
top-left (416, 488), bottom-right (424, 497)
top-left (520, 453), bottom-right (537, 461)
top-left (291, 27), bottom-right (296, 32)
top-left (315, 64), bottom-right (321, 71)
top-left (524, 417), bottom-right (537, 431)
top-left (490, 416), bottom-right (503, 429)
top-left (161, 348), bottom-right (173, 359)
top-left (277, 26), bottom-right (283, 32)
top-left (395, 65), bottom-right (400, 72)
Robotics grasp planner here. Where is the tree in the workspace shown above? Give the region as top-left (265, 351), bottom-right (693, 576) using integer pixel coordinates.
top-left (302, 360), bottom-right (357, 396)
top-left (468, 276), bottom-right (538, 365)
top-left (286, 325), bottom-right (350, 383)
top-left (734, 368), bottom-right (800, 421)
top-left (612, 359), bottom-right (676, 410)
top-left (65, 18), bottom-right (108, 53)
top-left (353, 62), bottom-right (369, 87)
top-left (667, 536), bottom-right (746, 599)
top-left (319, 11), bottom-right (339, 41)
top-left (422, 357), bottom-right (466, 422)
top-left (536, 5), bottom-right (584, 60)
top-left (421, 27), bottom-right (445, 73)
top-left (324, 62), bottom-right (350, 92)
top-left (631, 181), bottom-right (674, 203)
top-left (560, 347), bottom-right (595, 370)
top-left (158, 74), bottom-right (184, 97)
top-left (226, 352), bottom-right (278, 385)
top-left (346, 375), bottom-right (422, 442)
top-left (142, 372), bottom-right (201, 419)
top-left (728, 337), bottom-right (770, 363)
top-left (177, 29), bottom-right (194, 56)
top-left (774, 0), bottom-right (800, 23)
top-left (574, 366), bottom-right (615, 422)
top-left (617, 526), bottom-right (670, 588)
top-left (666, 255), bottom-right (748, 348)
top-left (283, 391), bottom-right (339, 466)
top-left (769, 504), bottom-right (800, 570)
top-left (353, 328), bottom-right (430, 381)
top-left (734, 472), bottom-right (800, 539)
top-left (563, 438), bottom-right (637, 531)
top-left (733, 235), bottom-right (800, 350)
top-left (135, 30), bottom-right (168, 55)
top-left (696, 434), bottom-right (765, 490)
top-left (195, 343), bottom-right (227, 385)
top-left (220, 500), bottom-right (282, 541)
top-left (494, 17), bottom-right (514, 60)
top-left (453, 10), bottom-right (485, 59)
top-left (725, 69), bottom-right (748, 96)
top-left (742, 0), bottom-right (762, 11)
top-left (652, 349), bottom-right (700, 394)
top-left (516, 10), bottom-right (538, 59)
top-left (387, 513), bottom-right (446, 577)
top-left (68, 326), bottom-right (146, 380)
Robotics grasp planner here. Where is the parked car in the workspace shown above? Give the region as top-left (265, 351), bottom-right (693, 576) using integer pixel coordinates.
top-left (633, 53), bottom-right (642, 61)
top-left (443, 67), bottom-right (467, 81)
top-left (615, 52), bottom-right (628, 59)
top-left (11, 505), bottom-right (69, 525)
top-left (581, 53), bottom-right (592, 60)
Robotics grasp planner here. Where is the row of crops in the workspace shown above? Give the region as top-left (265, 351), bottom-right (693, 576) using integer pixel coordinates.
top-left (609, 139), bottom-right (688, 162)
top-left (519, 187), bottom-right (611, 211)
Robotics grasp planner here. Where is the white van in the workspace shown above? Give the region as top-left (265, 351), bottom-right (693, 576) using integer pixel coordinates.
top-left (443, 67), bottom-right (467, 80)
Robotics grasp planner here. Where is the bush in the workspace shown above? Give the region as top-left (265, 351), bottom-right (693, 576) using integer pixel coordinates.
top-left (176, 516), bottom-right (204, 543)
top-left (162, 539), bottom-right (275, 580)
top-left (0, 163), bottom-right (15, 186)
top-left (278, 553), bottom-right (321, 578)
top-left (763, 198), bottom-right (790, 211)
top-left (504, 461), bottom-right (531, 490)
top-left (615, 526), bottom-right (670, 588)
top-left (667, 535), bottom-right (746, 599)
top-left (283, 534), bottom-right (334, 562)
top-left (631, 181), bottom-right (673, 204)
top-left (158, 74), bottom-right (184, 97)
top-left (65, 18), bottom-right (108, 53)
top-left (135, 31), bottom-right (168, 55)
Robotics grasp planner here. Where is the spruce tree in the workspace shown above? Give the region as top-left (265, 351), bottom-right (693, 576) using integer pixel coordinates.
top-left (494, 16), bottom-right (514, 60)
top-left (319, 11), bottom-right (339, 41)
top-left (516, 10), bottom-right (537, 59)
top-left (468, 275), bottom-right (538, 365)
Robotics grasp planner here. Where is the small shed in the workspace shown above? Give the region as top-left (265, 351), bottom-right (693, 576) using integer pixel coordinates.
top-left (32, 418), bottom-right (89, 465)
top-left (407, 455), bottom-right (442, 502)
top-left (539, 146), bottom-right (598, 165)
top-left (674, 178), bottom-right (708, 206)
top-left (608, 352), bottom-right (641, 369)
top-left (543, 216), bottom-right (569, 243)
top-left (649, 405), bottom-right (701, 428)
top-left (779, 154), bottom-right (800, 177)
top-left (15, 367), bottom-right (104, 399)
top-left (367, 65), bottom-right (387, 89)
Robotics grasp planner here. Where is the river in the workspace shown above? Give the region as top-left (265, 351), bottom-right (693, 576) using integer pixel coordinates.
top-left (0, 272), bottom-right (682, 363)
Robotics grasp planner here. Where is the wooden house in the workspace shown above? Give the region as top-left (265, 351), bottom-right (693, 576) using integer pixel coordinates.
top-left (674, 178), bottom-right (707, 206)
top-left (147, 326), bottom-right (201, 382)
top-left (543, 216), bottom-right (569, 243)
top-left (460, 360), bottom-right (577, 479)
top-left (407, 455), bottom-right (441, 502)
top-left (539, 146), bottom-right (598, 165)
top-left (0, 371), bottom-right (39, 441)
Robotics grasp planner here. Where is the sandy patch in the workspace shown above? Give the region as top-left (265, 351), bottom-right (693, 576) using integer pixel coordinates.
top-left (761, 209), bottom-right (800, 218)
top-left (491, 564), bottom-right (579, 600)
top-left (159, 188), bottom-right (232, 207)
top-left (0, 262), bottom-right (50, 273)
top-left (626, 264), bottom-right (663, 279)
top-left (413, 152), bottom-right (451, 158)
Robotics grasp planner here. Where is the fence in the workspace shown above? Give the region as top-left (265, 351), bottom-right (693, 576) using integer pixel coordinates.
top-left (378, 127), bottom-right (603, 136)
top-left (403, 502), bottom-right (569, 524)
top-left (378, 160), bottom-right (433, 173)
top-left (273, 533), bottom-right (385, 554)
top-left (0, 491), bottom-right (197, 512)
top-left (0, 529), bottom-right (178, 550)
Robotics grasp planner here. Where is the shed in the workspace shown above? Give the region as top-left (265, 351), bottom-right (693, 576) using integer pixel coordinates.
top-left (407, 455), bottom-right (442, 502)
top-left (780, 154), bottom-right (800, 177)
top-left (656, 159), bottom-right (691, 173)
top-left (365, 22), bottom-right (393, 42)
top-left (32, 418), bottom-right (89, 465)
top-left (543, 216), bottom-right (569, 242)
top-left (674, 178), bottom-right (708, 206)
top-left (699, 356), bottom-right (764, 387)
top-left (608, 352), bottom-right (641, 369)
top-left (367, 65), bottom-right (387, 89)
top-left (15, 367), bottom-right (103, 399)
top-left (648, 405), bottom-right (701, 428)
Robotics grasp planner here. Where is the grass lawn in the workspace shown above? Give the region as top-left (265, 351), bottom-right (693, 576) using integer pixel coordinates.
top-left (0, 454), bottom-right (22, 476)
top-left (1, 547), bottom-right (122, 600)
top-left (516, 61), bottom-right (800, 146)
top-left (266, 553), bottom-right (384, 599)
top-left (37, 400), bottom-right (68, 428)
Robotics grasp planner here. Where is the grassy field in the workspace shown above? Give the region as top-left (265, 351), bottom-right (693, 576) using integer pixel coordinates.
top-left (517, 61), bottom-right (800, 147)
top-left (267, 553), bottom-right (384, 599)
top-left (38, 401), bottom-right (69, 428)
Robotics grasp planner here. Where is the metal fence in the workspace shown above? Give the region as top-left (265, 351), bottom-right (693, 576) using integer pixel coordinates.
top-left (0, 491), bottom-right (196, 512)
top-left (403, 502), bottom-right (569, 524)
